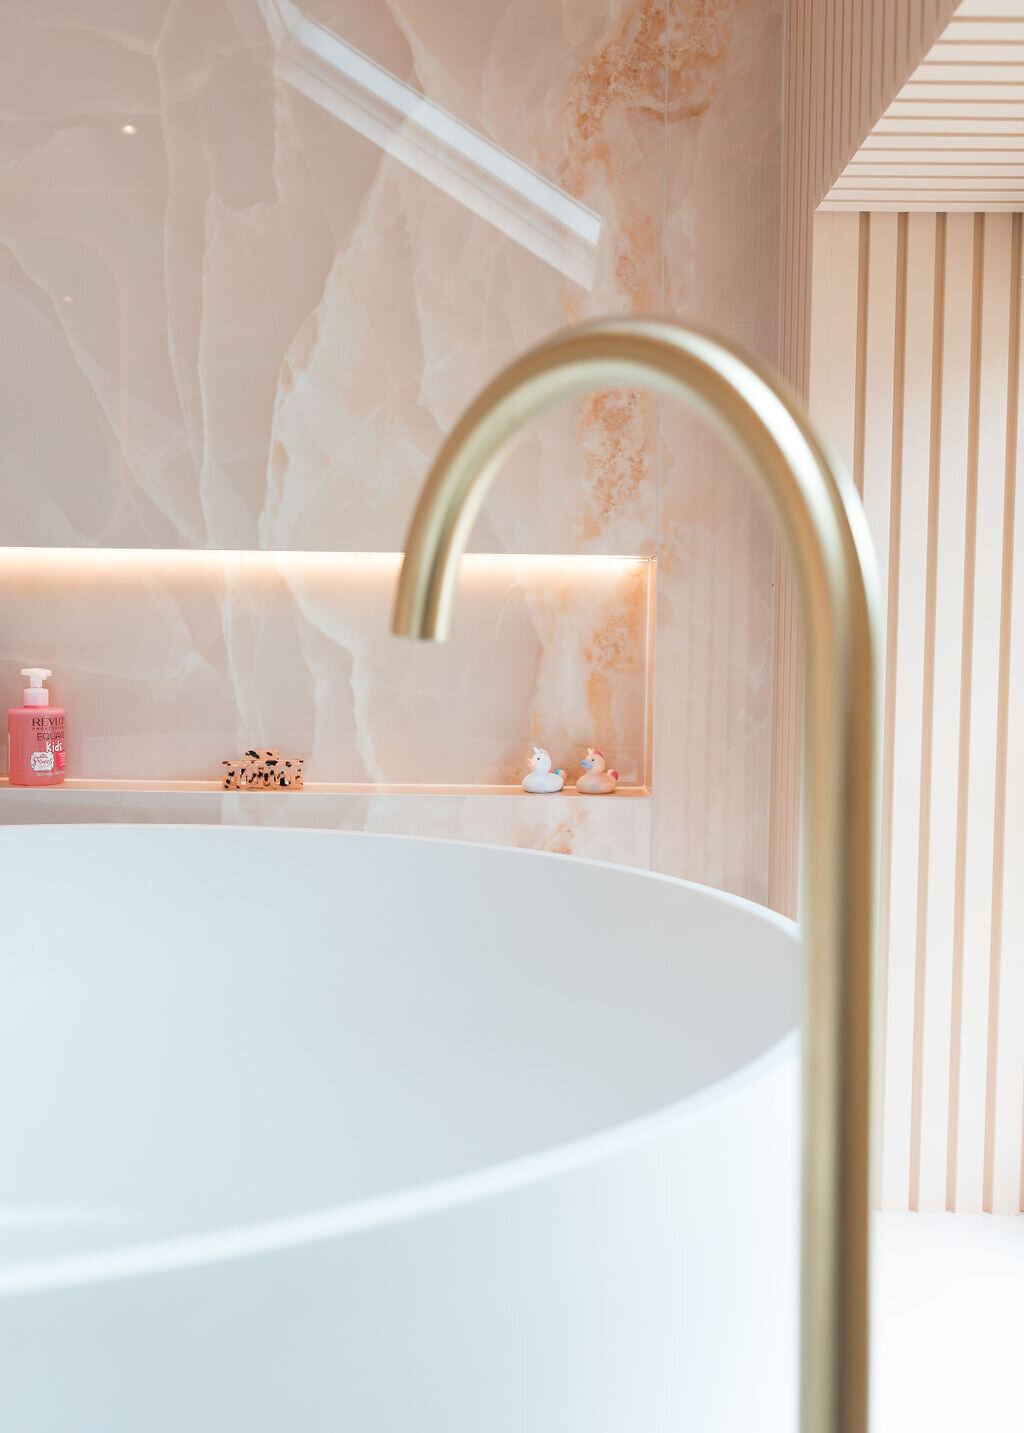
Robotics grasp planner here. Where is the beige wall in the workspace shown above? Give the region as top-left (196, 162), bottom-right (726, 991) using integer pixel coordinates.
top-left (772, 0), bottom-right (959, 915)
top-left (811, 209), bottom-right (1024, 1214)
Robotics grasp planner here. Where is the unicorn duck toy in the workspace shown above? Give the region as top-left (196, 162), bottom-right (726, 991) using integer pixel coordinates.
top-left (577, 747), bottom-right (618, 795)
top-left (522, 747), bottom-right (565, 794)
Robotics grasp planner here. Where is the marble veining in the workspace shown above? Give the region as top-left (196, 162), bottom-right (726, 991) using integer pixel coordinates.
top-left (0, 0), bottom-right (782, 890)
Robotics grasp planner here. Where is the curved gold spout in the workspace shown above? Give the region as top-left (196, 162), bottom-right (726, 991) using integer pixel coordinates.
top-left (392, 317), bottom-right (879, 1433)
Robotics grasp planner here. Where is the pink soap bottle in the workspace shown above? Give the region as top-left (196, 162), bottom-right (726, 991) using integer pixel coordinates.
top-left (8, 668), bottom-right (65, 787)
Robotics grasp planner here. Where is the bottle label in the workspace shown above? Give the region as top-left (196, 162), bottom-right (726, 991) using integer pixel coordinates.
top-left (25, 714), bottom-right (65, 777)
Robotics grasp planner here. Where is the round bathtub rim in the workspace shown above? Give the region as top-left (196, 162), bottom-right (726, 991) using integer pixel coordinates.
top-left (0, 825), bottom-right (800, 1299)
top-left (0, 821), bottom-right (801, 943)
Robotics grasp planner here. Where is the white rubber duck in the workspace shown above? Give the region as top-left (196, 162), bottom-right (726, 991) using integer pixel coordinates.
top-left (522, 747), bottom-right (565, 794)
top-left (577, 747), bottom-right (618, 795)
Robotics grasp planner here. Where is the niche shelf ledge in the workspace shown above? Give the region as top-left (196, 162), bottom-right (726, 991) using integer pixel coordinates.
top-left (0, 777), bottom-right (651, 799)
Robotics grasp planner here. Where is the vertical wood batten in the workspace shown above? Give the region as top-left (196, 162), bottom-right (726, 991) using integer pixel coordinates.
top-left (811, 214), bottom-right (860, 476)
top-left (879, 214), bottom-right (937, 1211)
top-left (990, 214), bottom-right (1024, 1213)
top-left (822, 0), bottom-right (832, 204)
top-left (956, 214), bottom-right (1009, 1212)
top-left (812, 207), bottom-right (1024, 1211)
top-left (852, 213), bottom-right (872, 498)
top-left (917, 213), bottom-right (971, 1211)
top-left (845, 0), bottom-right (855, 167)
top-left (861, 215), bottom-right (897, 664)
top-left (947, 214), bottom-right (989, 1213)
top-left (909, 213), bottom-right (949, 1212)
top-left (876, 212), bottom-right (908, 1204)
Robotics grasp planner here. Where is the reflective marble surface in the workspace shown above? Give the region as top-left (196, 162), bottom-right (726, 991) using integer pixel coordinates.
top-left (0, 0), bottom-right (782, 897)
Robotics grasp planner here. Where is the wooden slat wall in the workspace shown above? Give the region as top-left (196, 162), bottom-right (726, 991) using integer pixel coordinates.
top-left (772, 0), bottom-right (959, 918)
top-left (811, 210), bottom-right (1024, 1214)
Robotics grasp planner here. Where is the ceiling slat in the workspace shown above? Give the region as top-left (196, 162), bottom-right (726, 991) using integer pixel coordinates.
top-left (876, 115), bottom-right (1024, 131)
top-left (901, 82), bottom-right (1024, 98)
top-left (863, 132), bottom-right (1024, 148)
top-left (932, 43), bottom-right (1024, 60)
top-left (947, 21), bottom-right (1024, 41)
top-left (955, 0), bottom-right (1024, 17)
top-left (847, 163), bottom-right (1024, 176)
top-left (822, 200), bottom-right (1024, 211)
top-left (833, 174), bottom-right (1024, 188)
top-left (914, 64), bottom-right (1024, 81)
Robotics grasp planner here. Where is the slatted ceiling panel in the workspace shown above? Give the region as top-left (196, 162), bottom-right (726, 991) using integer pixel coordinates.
top-left (824, 3), bottom-right (1024, 209)
top-left (811, 211), bottom-right (1024, 1214)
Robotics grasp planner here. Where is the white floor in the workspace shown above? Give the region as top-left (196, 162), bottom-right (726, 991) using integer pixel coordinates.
top-left (873, 1213), bottom-right (1024, 1433)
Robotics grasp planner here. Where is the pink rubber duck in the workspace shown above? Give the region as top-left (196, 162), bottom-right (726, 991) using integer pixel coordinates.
top-left (577, 748), bottom-right (618, 795)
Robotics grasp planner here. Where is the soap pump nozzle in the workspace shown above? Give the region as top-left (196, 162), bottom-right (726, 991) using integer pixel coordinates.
top-left (21, 668), bottom-right (52, 707)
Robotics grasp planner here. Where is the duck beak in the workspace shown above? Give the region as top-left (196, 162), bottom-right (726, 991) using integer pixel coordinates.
top-left (581, 760), bottom-right (592, 769)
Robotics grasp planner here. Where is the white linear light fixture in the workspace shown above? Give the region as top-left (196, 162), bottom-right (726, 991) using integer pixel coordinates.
top-left (255, 0), bottom-right (601, 288)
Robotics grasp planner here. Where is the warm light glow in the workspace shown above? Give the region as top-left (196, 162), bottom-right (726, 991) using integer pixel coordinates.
top-left (0, 548), bottom-right (650, 572)
top-left (120, 123), bottom-right (137, 135)
top-left (0, 548), bottom-right (655, 797)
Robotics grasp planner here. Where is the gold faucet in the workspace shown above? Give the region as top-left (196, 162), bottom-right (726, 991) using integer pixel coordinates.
top-left (392, 317), bottom-right (879, 1433)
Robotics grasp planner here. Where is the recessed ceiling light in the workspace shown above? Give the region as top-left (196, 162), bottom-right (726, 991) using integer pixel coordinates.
top-left (120, 123), bottom-right (137, 136)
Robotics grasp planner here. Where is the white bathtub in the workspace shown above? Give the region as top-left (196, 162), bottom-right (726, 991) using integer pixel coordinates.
top-left (0, 825), bottom-right (800, 1432)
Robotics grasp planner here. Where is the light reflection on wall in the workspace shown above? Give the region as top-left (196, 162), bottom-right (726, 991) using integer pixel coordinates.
top-left (0, 550), bottom-right (653, 790)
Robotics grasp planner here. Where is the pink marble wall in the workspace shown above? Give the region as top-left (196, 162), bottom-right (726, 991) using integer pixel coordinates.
top-left (0, 0), bottom-right (782, 892)
top-left (653, 0), bottom-right (782, 900)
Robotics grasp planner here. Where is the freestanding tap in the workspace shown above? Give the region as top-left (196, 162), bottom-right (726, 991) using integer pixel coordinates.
top-left (392, 317), bottom-right (880, 1433)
